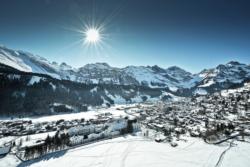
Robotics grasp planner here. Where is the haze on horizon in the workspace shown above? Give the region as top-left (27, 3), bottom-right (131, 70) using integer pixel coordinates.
top-left (0, 0), bottom-right (250, 73)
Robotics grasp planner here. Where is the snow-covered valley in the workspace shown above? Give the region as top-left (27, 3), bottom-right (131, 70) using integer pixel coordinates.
top-left (1, 45), bottom-right (250, 167)
top-left (1, 82), bottom-right (250, 167)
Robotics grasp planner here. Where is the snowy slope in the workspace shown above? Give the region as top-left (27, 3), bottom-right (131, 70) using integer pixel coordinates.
top-left (123, 66), bottom-right (173, 87)
top-left (0, 45), bottom-right (195, 89)
top-left (0, 46), bottom-right (61, 78)
top-left (15, 135), bottom-right (250, 167)
top-left (198, 61), bottom-right (250, 87)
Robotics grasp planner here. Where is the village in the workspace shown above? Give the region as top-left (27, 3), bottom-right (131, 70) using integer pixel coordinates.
top-left (140, 83), bottom-right (250, 145)
top-left (0, 112), bottom-right (139, 160)
top-left (1, 83), bottom-right (250, 162)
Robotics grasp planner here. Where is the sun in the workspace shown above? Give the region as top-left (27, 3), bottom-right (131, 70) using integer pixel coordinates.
top-left (85, 28), bottom-right (100, 43)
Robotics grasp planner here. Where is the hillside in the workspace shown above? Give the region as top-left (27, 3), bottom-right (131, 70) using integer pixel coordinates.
top-left (1, 45), bottom-right (250, 116)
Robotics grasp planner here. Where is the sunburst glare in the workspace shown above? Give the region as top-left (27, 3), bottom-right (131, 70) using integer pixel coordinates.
top-left (60, 1), bottom-right (126, 58)
top-left (85, 28), bottom-right (100, 43)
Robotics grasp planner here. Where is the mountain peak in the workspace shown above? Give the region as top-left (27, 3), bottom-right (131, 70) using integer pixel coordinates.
top-left (166, 66), bottom-right (192, 75)
top-left (150, 65), bottom-right (166, 73)
top-left (226, 61), bottom-right (242, 66)
top-left (59, 62), bottom-right (73, 71)
top-left (95, 62), bottom-right (110, 67)
top-left (167, 66), bottom-right (183, 71)
top-left (82, 62), bottom-right (112, 70)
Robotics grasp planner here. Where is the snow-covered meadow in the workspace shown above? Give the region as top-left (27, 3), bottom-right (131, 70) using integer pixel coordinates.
top-left (0, 105), bottom-right (129, 123)
top-left (1, 135), bottom-right (247, 167)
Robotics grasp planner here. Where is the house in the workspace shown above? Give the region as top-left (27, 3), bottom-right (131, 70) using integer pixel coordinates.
top-left (67, 125), bottom-right (95, 136)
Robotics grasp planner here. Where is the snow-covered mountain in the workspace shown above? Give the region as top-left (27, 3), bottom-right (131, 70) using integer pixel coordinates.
top-left (0, 45), bottom-right (194, 90)
top-left (191, 61), bottom-right (250, 95)
top-left (0, 46), bottom-right (61, 78)
top-left (0, 72), bottom-right (176, 116)
top-left (198, 61), bottom-right (250, 86)
top-left (1, 45), bottom-right (250, 95)
top-left (1, 45), bottom-right (250, 116)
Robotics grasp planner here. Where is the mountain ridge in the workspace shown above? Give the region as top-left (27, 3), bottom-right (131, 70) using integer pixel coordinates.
top-left (1, 45), bottom-right (250, 116)
top-left (1, 45), bottom-right (250, 95)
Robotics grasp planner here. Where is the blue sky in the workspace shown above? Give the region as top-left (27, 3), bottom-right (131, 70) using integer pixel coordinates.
top-left (0, 0), bottom-right (250, 73)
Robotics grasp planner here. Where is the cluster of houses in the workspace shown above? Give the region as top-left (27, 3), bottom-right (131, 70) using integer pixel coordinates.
top-left (0, 112), bottom-right (124, 138)
top-left (68, 116), bottom-right (140, 146)
top-left (0, 114), bottom-right (139, 160)
top-left (138, 83), bottom-right (250, 143)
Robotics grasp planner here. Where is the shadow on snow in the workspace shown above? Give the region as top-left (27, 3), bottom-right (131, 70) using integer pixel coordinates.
top-left (17, 150), bottom-right (67, 167)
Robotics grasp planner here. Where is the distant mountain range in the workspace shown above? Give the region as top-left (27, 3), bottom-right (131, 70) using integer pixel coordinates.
top-left (0, 45), bottom-right (250, 116)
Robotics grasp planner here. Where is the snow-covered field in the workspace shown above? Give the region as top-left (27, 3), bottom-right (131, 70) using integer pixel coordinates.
top-left (0, 105), bottom-right (130, 123)
top-left (29, 107), bottom-right (126, 123)
top-left (0, 103), bottom-right (155, 123)
top-left (2, 135), bottom-right (247, 167)
top-left (0, 154), bottom-right (20, 167)
top-left (0, 136), bottom-right (16, 146)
